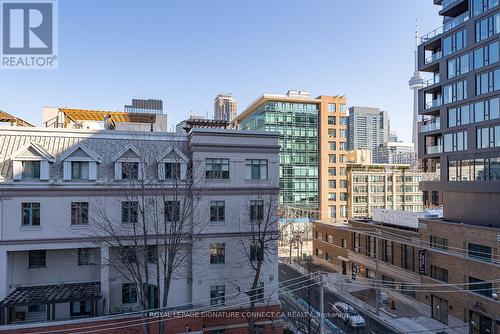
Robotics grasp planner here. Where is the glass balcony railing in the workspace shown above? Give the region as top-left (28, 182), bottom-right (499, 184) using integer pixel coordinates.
top-left (425, 99), bottom-right (442, 109)
top-left (442, 0), bottom-right (461, 9)
top-left (425, 51), bottom-right (442, 64)
top-left (426, 145), bottom-right (443, 154)
top-left (421, 12), bottom-right (469, 43)
top-left (421, 121), bottom-right (441, 132)
top-left (424, 75), bottom-right (440, 87)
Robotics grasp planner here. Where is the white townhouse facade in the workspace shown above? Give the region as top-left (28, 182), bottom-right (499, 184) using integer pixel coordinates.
top-left (0, 126), bottom-right (280, 325)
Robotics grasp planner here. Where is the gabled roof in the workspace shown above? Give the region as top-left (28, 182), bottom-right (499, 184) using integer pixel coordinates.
top-left (112, 144), bottom-right (143, 162)
top-left (9, 141), bottom-right (56, 162)
top-left (0, 110), bottom-right (35, 127)
top-left (158, 146), bottom-right (189, 163)
top-left (59, 143), bottom-right (102, 163)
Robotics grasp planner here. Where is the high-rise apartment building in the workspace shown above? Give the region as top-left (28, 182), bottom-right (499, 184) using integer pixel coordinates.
top-left (234, 90), bottom-right (348, 221)
top-left (348, 106), bottom-right (390, 163)
top-left (214, 94), bottom-right (237, 122)
top-left (418, 0), bottom-right (500, 331)
top-left (379, 141), bottom-right (417, 165)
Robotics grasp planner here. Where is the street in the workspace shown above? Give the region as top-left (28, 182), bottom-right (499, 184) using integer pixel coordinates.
top-left (279, 262), bottom-right (399, 334)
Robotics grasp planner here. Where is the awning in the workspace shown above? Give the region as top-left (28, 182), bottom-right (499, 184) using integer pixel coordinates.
top-left (0, 282), bottom-right (101, 307)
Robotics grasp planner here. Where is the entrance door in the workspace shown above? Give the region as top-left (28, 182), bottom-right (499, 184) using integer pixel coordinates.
top-left (341, 261), bottom-right (347, 275)
top-left (469, 311), bottom-right (492, 334)
top-left (431, 295), bottom-right (448, 325)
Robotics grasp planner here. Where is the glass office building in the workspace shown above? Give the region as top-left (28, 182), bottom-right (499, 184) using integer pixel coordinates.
top-left (239, 101), bottom-right (319, 211)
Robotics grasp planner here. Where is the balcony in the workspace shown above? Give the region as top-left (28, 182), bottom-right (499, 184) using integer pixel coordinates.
top-left (421, 171), bottom-right (441, 181)
top-left (423, 75), bottom-right (440, 87)
top-left (420, 12), bottom-right (469, 44)
top-left (425, 98), bottom-right (442, 110)
top-left (426, 145), bottom-right (443, 154)
top-left (420, 121), bottom-right (441, 132)
top-left (424, 51), bottom-right (442, 65)
top-left (440, 0), bottom-right (467, 17)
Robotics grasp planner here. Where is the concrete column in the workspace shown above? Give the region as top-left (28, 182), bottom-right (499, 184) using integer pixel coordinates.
top-left (100, 246), bottom-right (110, 315)
top-left (0, 249), bottom-right (8, 301)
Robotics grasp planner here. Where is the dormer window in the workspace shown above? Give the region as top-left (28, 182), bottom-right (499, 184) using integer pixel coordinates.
top-left (122, 162), bottom-right (139, 180)
top-left (158, 147), bottom-right (188, 181)
top-left (60, 144), bottom-right (101, 181)
top-left (113, 144), bottom-right (144, 181)
top-left (72, 162), bottom-right (89, 180)
top-left (165, 162), bottom-right (180, 179)
top-left (10, 142), bottom-right (55, 181)
top-left (22, 161), bottom-right (41, 179)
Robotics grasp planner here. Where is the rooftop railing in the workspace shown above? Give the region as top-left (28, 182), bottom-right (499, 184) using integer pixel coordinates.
top-left (421, 12), bottom-right (469, 43)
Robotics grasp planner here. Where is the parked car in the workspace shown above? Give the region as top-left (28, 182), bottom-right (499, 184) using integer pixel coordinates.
top-left (331, 302), bottom-right (366, 328)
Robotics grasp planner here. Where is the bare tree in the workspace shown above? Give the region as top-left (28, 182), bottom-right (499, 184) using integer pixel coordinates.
top-left (88, 133), bottom-right (204, 334)
top-left (230, 190), bottom-right (281, 334)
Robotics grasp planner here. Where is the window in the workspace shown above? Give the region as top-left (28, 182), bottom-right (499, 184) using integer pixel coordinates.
top-left (165, 201), bottom-right (180, 222)
top-left (339, 116), bottom-right (348, 126)
top-left (339, 104), bottom-right (347, 113)
top-left (22, 161), bottom-right (40, 179)
top-left (245, 159), bottom-right (268, 180)
top-left (120, 246), bottom-right (137, 263)
top-left (430, 265), bottom-right (448, 283)
top-left (249, 200), bottom-right (264, 221)
top-left (448, 52), bottom-right (471, 79)
top-left (165, 162), bottom-right (180, 179)
top-left (70, 301), bottom-right (91, 316)
top-left (121, 201), bottom-right (138, 224)
top-left (382, 240), bottom-right (393, 263)
top-left (122, 162), bottom-right (139, 179)
top-left (328, 205), bottom-right (336, 219)
top-left (210, 201), bottom-right (225, 222)
top-left (210, 285), bottom-right (225, 305)
top-left (402, 245), bottom-right (414, 271)
top-left (328, 129), bottom-right (336, 138)
top-left (328, 154), bottom-right (336, 163)
top-left (340, 180), bottom-right (348, 188)
top-left (443, 80), bottom-right (467, 104)
top-left (448, 104), bottom-right (472, 127)
top-left (22, 203), bottom-right (40, 226)
top-left (477, 125), bottom-right (500, 148)
top-left (475, 68), bottom-right (500, 95)
top-left (430, 236), bottom-right (448, 251)
top-left (475, 12), bottom-right (500, 42)
top-left (328, 103), bottom-right (336, 112)
top-left (250, 242), bottom-right (263, 261)
top-left (474, 97), bottom-right (500, 122)
top-left (340, 192), bottom-right (348, 201)
top-left (210, 243), bottom-right (225, 264)
top-left (28, 250), bottom-right (46, 268)
top-left (329, 142), bottom-right (337, 150)
top-left (339, 129), bottom-right (347, 138)
top-left (122, 283), bottom-right (137, 304)
top-left (468, 243), bottom-right (492, 262)
top-left (443, 29), bottom-right (466, 56)
top-left (473, 0), bottom-right (499, 16)
top-left (469, 276), bottom-right (493, 297)
top-left (206, 158), bottom-right (229, 179)
top-left (146, 245), bottom-right (158, 263)
top-left (78, 248), bottom-right (95, 265)
top-left (328, 192), bottom-right (336, 201)
top-left (28, 304), bottom-right (46, 313)
top-left (329, 180), bottom-right (336, 189)
top-left (250, 282), bottom-right (264, 303)
top-left (341, 239), bottom-right (347, 248)
top-left (474, 41), bottom-right (499, 69)
top-left (443, 130), bottom-right (467, 152)
top-left (71, 202), bottom-right (88, 225)
top-left (328, 167), bottom-right (336, 176)
top-left (72, 161), bottom-right (89, 180)
top-left (328, 116), bottom-right (336, 125)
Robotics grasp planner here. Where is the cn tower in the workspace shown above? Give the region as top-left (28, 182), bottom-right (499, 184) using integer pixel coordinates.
top-left (409, 20), bottom-right (425, 153)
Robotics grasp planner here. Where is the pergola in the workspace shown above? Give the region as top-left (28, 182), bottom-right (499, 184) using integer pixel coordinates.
top-left (0, 282), bottom-right (101, 324)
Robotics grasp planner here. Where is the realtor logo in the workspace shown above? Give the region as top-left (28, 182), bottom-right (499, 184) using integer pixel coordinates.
top-left (1, 0), bottom-right (58, 69)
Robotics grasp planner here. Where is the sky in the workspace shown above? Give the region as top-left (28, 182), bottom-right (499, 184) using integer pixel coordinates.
top-left (0, 0), bottom-right (442, 141)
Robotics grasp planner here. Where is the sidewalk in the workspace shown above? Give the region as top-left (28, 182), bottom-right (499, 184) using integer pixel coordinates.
top-left (281, 259), bottom-right (468, 334)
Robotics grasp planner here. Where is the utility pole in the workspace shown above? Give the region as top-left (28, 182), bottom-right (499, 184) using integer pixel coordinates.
top-left (375, 229), bottom-right (381, 316)
top-left (319, 272), bottom-right (325, 334)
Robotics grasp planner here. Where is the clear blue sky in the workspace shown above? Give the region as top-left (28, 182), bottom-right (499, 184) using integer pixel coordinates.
top-left (0, 0), bottom-right (441, 141)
